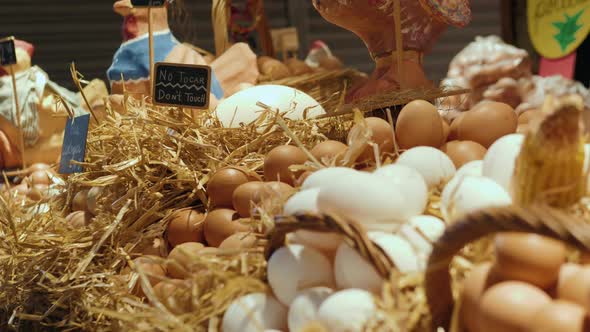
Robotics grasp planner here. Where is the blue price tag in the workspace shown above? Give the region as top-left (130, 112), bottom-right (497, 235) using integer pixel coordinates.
top-left (59, 114), bottom-right (90, 174)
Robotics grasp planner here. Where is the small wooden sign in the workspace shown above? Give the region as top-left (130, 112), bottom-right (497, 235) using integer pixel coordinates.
top-left (0, 36), bottom-right (17, 66)
top-left (131, 0), bottom-right (166, 7)
top-left (153, 62), bottom-right (211, 109)
top-left (59, 114), bottom-right (90, 174)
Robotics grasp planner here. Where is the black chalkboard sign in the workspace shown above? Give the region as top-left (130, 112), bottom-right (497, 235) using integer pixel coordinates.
top-left (0, 37), bottom-right (17, 66)
top-left (153, 62), bottom-right (211, 109)
top-left (131, 0), bottom-right (166, 7)
top-left (59, 114), bottom-right (90, 174)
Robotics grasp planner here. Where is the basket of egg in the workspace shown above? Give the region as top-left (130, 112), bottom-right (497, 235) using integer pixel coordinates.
top-left (426, 205), bottom-right (590, 332)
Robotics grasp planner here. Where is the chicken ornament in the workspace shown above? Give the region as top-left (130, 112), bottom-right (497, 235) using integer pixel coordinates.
top-left (312, 0), bottom-right (472, 102)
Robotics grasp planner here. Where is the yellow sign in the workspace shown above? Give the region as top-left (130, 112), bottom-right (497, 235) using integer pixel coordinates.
top-left (528, 0), bottom-right (590, 59)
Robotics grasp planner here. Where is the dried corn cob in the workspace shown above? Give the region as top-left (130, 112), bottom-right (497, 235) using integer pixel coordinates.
top-left (513, 95), bottom-right (587, 208)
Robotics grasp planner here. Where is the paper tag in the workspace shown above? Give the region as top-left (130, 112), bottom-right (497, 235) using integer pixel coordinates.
top-left (153, 62), bottom-right (211, 109)
top-left (528, 0), bottom-right (590, 59)
top-left (0, 36), bottom-right (17, 66)
top-left (539, 53), bottom-right (577, 78)
top-left (59, 114), bottom-right (90, 174)
top-left (131, 0), bottom-right (166, 7)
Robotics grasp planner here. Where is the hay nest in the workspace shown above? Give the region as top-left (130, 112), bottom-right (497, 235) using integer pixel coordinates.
top-left (0, 96), bottom-right (352, 331)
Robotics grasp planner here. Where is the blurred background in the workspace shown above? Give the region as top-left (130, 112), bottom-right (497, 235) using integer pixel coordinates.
top-left (1, 0), bottom-right (529, 90)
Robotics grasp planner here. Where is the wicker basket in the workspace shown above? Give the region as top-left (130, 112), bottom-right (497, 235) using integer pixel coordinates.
top-left (268, 213), bottom-right (432, 332)
top-left (426, 204), bottom-right (590, 332)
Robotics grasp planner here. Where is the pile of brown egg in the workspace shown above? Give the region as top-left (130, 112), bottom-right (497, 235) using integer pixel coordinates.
top-left (461, 232), bottom-right (590, 332)
top-left (0, 163), bottom-right (58, 203)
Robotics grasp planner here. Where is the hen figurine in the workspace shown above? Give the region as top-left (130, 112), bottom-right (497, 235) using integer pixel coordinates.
top-left (312, 0), bottom-right (471, 102)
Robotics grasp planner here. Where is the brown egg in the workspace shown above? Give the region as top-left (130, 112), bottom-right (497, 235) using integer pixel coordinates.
top-left (518, 109), bottom-right (541, 125)
top-left (28, 163), bottom-right (51, 173)
top-left (441, 119), bottom-right (450, 145)
top-left (284, 58), bottom-right (313, 76)
top-left (264, 145), bottom-right (308, 185)
top-left (166, 209), bottom-right (206, 248)
top-left (441, 140), bottom-right (487, 168)
top-left (311, 140), bottom-right (348, 165)
top-left (65, 211), bottom-right (93, 228)
top-left (72, 189), bottom-right (89, 212)
top-left (166, 242), bottom-right (205, 279)
top-left (153, 279), bottom-right (191, 314)
top-left (295, 171), bottom-right (313, 188)
top-left (27, 184), bottom-right (48, 201)
top-left (558, 266), bottom-right (590, 310)
top-left (232, 181), bottom-right (266, 217)
top-left (127, 256), bottom-right (166, 297)
top-left (10, 183), bottom-right (28, 196)
top-left (458, 101), bottom-right (518, 148)
top-left (203, 209), bottom-right (249, 247)
top-left (259, 181), bottom-right (294, 200)
top-left (528, 300), bottom-right (588, 332)
top-left (348, 117), bottom-right (395, 162)
top-left (29, 170), bottom-right (50, 186)
top-left (207, 167), bottom-right (250, 208)
top-left (550, 263), bottom-right (583, 298)
top-left (460, 263), bottom-right (502, 332)
top-left (396, 100), bottom-right (444, 149)
top-left (516, 124), bottom-right (529, 134)
top-left (479, 281), bottom-right (551, 332)
top-left (448, 113), bottom-right (465, 141)
top-left (219, 232), bottom-right (258, 250)
top-left (494, 233), bottom-right (566, 289)
top-left (87, 186), bottom-right (104, 216)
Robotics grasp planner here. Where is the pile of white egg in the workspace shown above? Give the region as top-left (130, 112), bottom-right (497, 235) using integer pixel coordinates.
top-left (220, 130), bottom-right (567, 332)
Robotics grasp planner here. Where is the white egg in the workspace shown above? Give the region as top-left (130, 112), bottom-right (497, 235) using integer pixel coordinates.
top-left (317, 289), bottom-right (377, 332)
top-left (288, 287), bottom-right (334, 332)
top-left (408, 215), bottom-right (446, 243)
top-left (333, 242), bottom-right (383, 293)
top-left (396, 147), bottom-right (456, 188)
top-left (284, 188), bottom-right (320, 215)
top-left (373, 164), bottom-right (428, 217)
top-left (222, 293), bottom-right (287, 332)
top-left (267, 245), bottom-right (334, 306)
top-left (316, 171), bottom-right (407, 225)
top-left (215, 85), bottom-right (325, 128)
top-left (398, 224), bottom-right (432, 265)
top-left (291, 230), bottom-right (344, 254)
top-left (301, 167), bottom-right (361, 190)
top-left (441, 175), bottom-right (512, 222)
top-left (482, 133), bottom-right (524, 193)
top-left (456, 160), bottom-right (483, 178)
top-left (368, 232), bottom-right (420, 273)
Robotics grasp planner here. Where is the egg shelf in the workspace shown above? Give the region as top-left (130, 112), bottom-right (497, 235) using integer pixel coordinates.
top-left (427, 204), bottom-right (590, 332)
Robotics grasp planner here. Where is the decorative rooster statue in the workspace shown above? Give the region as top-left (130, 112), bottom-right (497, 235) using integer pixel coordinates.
top-left (312, 0), bottom-right (472, 102)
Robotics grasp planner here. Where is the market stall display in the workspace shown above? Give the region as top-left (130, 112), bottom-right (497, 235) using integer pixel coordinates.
top-left (3, 0), bottom-right (590, 331)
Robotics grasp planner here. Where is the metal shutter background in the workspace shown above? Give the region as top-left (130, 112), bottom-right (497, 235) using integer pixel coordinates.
top-left (1, 0), bottom-right (122, 90)
top-left (1, 0), bottom-right (503, 89)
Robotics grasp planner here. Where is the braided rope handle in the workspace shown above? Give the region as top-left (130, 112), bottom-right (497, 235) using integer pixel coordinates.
top-left (426, 204), bottom-right (590, 331)
top-left (267, 214), bottom-right (396, 278)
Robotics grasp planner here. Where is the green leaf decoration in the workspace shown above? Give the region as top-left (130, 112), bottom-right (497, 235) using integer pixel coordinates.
top-left (552, 8), bottom-right (585, 51)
